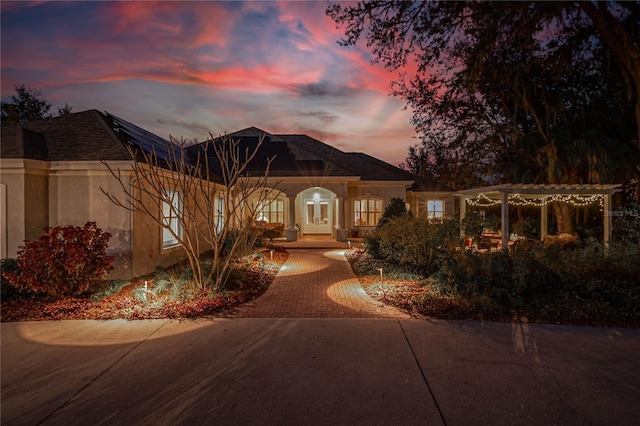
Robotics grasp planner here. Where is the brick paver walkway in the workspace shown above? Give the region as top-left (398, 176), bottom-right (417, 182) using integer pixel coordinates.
top-left (231, 249), bottom-right (410, 318)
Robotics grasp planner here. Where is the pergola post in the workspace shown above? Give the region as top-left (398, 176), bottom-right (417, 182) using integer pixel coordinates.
top-left (501, 191), bottom-right (509, 251)
top-left (603, 193), bottom-right (612, 251)
top-left (459, 196), bottom-right (467, 240)
top-left (540, 201), bottom-right (548, 241)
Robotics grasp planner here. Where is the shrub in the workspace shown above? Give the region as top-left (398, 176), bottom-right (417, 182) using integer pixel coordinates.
top-left (378, 197), bottom-right (411, 226)
top-left (434, 239), bottom-right (640, 311)
top-left (1, 258), bottom-right (25, 300)
top-left (364, 215), bottom-right (460, 274)
top-left (222, 226), bottom-right (265, 259)
top-left (613, 201), bottom-right (640, 244)
top-left (4, 222), bottom-right (114, 299)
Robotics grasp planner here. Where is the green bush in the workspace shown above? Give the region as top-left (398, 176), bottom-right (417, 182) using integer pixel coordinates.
top-left (364, 215), bottom-right (460, 274)
top-left (3, 222), bottom-right (114, 299)
top-left (613, 202), bottom-right (640, 244)
top-left (378, 197), bottom-right (411, 226)
top-left (222, 226), bottom-right (265, 259)
top-left (435, 239), bottom-right (640, 311)
top-left (346, 248), bottom-right (424, 281)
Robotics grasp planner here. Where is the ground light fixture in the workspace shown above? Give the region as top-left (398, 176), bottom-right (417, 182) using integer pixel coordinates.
top-left (270, 249), bottom-right (274, 261)
top-left (347, 240), bottom-right (351, 249)
top-left (377, 268), bottom-right (383, 285)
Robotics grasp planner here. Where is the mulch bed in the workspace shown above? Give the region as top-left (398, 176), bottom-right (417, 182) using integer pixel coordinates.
top-left (358, 276), bottom-right (514, 322)
top-left (1, 250), bottom-right (288, 322)
top-left (357, 275), bottom-right (640, 328)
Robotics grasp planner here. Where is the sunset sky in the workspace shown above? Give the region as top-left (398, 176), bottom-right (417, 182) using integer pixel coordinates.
top-left (1, 1), bottom-right (418, 167)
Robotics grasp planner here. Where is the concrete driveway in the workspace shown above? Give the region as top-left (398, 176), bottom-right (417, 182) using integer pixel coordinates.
top-left (2, 318), bottom-right (639, 425)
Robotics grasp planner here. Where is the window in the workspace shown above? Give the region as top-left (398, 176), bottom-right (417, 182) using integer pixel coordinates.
top-left (354, 197), bottom-right (382, 226)
top-left (257, 198), bottom-right (284, 224)
top-left (214, 194), bottom-right (224, 233)
top-left (427, 200), bottom-right (444, 221)
top-left (162, 190), bottom-right (182, 248)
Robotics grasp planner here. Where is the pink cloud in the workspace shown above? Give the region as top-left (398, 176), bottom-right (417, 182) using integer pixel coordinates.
top-left (1, 1), bottom-right (419, 167)
top-left (104, 1), bottom-right (233, 48)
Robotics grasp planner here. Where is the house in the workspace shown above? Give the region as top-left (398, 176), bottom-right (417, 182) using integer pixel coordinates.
top-left (0, 110), bottom-right (454, 279)
top-left (201, 127), bottom-right (454, 241)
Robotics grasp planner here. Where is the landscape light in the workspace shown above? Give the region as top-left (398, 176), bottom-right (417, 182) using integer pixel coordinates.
top-left (347, 240), bottom-right (351, 249)
top-left (270, 249), bottom-right (274, 261)
top-left (377, 268), bottom-right (383, 285)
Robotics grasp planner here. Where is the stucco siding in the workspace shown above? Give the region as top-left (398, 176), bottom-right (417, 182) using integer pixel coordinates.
top-left (0, 164), bottom-right (27, 258)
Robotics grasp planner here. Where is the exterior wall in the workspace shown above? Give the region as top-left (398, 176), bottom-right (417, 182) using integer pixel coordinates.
top-left (25, 170), bottom-right (49, 241)
top-left (249, 178), bottom-right (414, 237)
top-left (1, 158), bottom-right (216, 280)
top-left (0, 159), bottom-right (137, 279)
top-left (130, 171), bottom-right (219, 278)
top-left (47, 162), bottom-right (135, 279)
top-left (1, 183), bottom-right (6, 258)
top-left (0, 159), bottom-right (50, 259)
top-left (406, 190), bottom-right (457, 219)
top-left (1, 160), bottom-right (29, 258)
top-left (346, 181), bottom-right (411, 232)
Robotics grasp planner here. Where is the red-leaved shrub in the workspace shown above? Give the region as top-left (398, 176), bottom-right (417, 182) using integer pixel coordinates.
top-left (4, 222), bottom-right (114, 299)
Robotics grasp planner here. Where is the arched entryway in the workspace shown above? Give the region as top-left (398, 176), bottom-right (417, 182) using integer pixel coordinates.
top-left (299, 187), bottom-right (335, 235)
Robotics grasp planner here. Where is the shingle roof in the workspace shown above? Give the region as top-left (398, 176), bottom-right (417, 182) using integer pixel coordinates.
top-left (201, 128), bottom-right (421, 183)
top-left (0, 109), bottom-right (189, 167)
top-left (1, 113), bottom-right (446, 190)
top-left (1, 110), bottom-right (132, 161)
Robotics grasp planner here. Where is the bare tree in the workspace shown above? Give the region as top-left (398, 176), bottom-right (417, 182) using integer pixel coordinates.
top-left (101, 133), bottom-right (278, 290)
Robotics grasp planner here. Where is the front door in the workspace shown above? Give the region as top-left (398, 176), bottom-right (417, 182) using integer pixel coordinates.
top-left (303, 191), bottom-right (332, 234)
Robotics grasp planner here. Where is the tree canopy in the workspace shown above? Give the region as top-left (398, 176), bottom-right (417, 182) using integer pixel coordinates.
top-left (328, 1), bottom-right (640, 197)
top-left (1, 84), bottom-right (73, 125)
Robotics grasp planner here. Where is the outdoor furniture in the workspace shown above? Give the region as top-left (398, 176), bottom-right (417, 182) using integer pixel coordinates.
top-left (474, 234), bottom-right (499, 252)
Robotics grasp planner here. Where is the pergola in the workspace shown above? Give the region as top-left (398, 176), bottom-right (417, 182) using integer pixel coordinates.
top-left (455, 183), bottom-right (623, 250)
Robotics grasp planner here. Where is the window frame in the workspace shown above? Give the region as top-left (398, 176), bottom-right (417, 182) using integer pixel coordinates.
top-left (214, 193), bottom-right (225, 234)
top-left (162, 190), bottom-right (183, 249)
top-left (427, 200), bottom-right (444, 221)
top-left (257, 198), bottom-right (285, 224)
top-left (353, 197), bottom-right (383, 227)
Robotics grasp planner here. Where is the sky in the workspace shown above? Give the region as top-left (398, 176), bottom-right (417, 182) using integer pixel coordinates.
top-left (1, 0), bottom-right (419, 167)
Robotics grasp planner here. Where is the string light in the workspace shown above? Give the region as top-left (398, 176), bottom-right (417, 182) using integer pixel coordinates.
top-left (465, 193), bottom-right (502, 206)
top-left (509, 194), bottom-right (603, 208)
top-left (465, 193), bottom-right (604, 208)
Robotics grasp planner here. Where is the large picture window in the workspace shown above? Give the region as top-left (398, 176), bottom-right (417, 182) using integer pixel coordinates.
top-left (427, 200), bottom-right (444, 221)
top-left (354, 197), bottom-right (382, 226)
top-left (257, 198), bottom-right (284, 224)
top-left (162, 190), bottom-right (182, 248)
